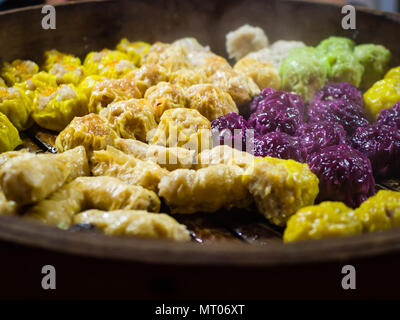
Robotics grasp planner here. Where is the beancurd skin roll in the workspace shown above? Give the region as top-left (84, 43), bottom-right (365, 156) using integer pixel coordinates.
top-left (90, 146), bottom-right (168, 192)
top-left (0, 146), bottom-right (89, 205)
top-left (25, 176), bottom-right (161, 228)
top-left (158, 164), bottom-right (252, 214)
top-left (114, 138), bottom-right (194, 171)
top-left (74, 209), bottom-right (191, 241)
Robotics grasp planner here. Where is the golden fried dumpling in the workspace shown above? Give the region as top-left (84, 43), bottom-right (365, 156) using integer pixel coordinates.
top-left (73, 209), bottom-right (190, 241)
top-left (1, 59), bottom-right (39, 86)
top-left (90, 146), bottom-right (168, 192)
top-left (0, 86), bottom-right (32, 131)
top-left (242, 157), bottom-right (319, 226)
top-left (0, 146), bottom-right (88, 206)
top-left (168, 68), bottom-right (207, 89)
top-left (88, 77), bottom-right (143, 114)
top-left (196, 56), bottom-right (260, 107)
top-left (355, 190), bottom-right (400, 232)
top-left (114, 138), bottom-right (194, 171)
top-left (99, 98), bottom-right (157, 141)
top-left (158, 164), bottom-right (252, 214)
top-left (195, 145), bottom-right (255, 170)
top-left (84, 49), bottom-right (136, 79)
top-left (127, 64), bottom-right (168, 91)
top-left (116, 39), bottom-right (151, 66)
top-left (233, 56), bottom-right (281, 90)
top-left (55, 113), bottom-right (118, 156)
top-left (42, 49), bottom-right (85, 85)
top-left (25, 176), bottom-right (160, 228)
top-left (172, 37), bottom-right (215, 68)
top-left (142, 42), bottom-right (190, 73)
top-left (186, 84), bottom-right (238, 121)
top-left (283, 202), bottom-right (362, 242)
top-left (150, 108), bottom-right (211, 152)
top-left (0, 112), bottom-right (22, 153)
top-left (144, 82), bottom-right (188, 122)
top-left (32, 83), bottom-right (88, 131)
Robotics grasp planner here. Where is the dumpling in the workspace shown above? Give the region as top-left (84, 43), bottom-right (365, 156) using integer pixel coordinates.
top-left (168, 68), bottom-right (207, 89)
top-left (144, 82), bottom-right (188, 122)
top-left (114, 138), bottom-right (194, 171)
top-left (32, 83), bottom-right (87, 131)
top-left (0, 86), bottom-right (32, 131)
top-left (99, 98), bottom-right (157, 141)
top-left (127, 64), bottom-right (168, 91)
top-left (186, 84), bottom-right (238, 121)
top-left (88, 77), bottom-right (143, 114)
top-left (158, 164), bottom-right (252, 213)
top-left (1, 59), bottom-right (39, 86)
top-left (55, 113), bottom-right (118, 156)
top-left (150, 108), bottom-right (211, 152)
top-left (172, 37), bottom-right (215, 68)
top-left (84, 49), bottom-right (136, 79)
top-left (90, 146), bottom-right (168, 192)
top-left (73, 209), bottom-right (190, 241)
top-left (0, 112), bottom-right (22, 153)
top-left (115, 39), bottom-right (151, 66)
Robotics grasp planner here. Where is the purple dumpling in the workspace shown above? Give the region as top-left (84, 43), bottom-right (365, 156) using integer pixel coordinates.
top-left (312, 82), bottom-right (364, 109)
top-left (377, 102), bottom-right (400, 129)
top-left (307, 144), bottom-right (375, 208)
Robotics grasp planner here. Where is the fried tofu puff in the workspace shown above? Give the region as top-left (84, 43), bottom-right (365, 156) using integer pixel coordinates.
top-left (73, 209), bottom-right (190, 241)
top-left (25, 176), bottom-right (160, 229)
top-left (90, 146), bottom-right (168, 192)
top-left (195, 145), bottom-right (255, 171)
top-left (144, 82), bottom-right (188, 122)
top-left (116, 39), bottom-right (151, 66)
top-left (150, 108), bottom-right (212, 152)
top-left (158, 164), bottom-right (252, 214)
top-left (55, 113), bottom-right (118, 156)
top-left (127, 64), bottom-right (168, 91)
top-left (186, 84), bottom-right (238, 121)
top-left (0, 59), bottom-right (39, 86)
top-left (114, 138), bottom-right (194, 171)
top-left (42, 49), bottom-right (85, 85)
top-left (88, 77), bottom-right (143, 114)
top-left (195, 56), bottom-right (260, 107)
top-left (234, 57), bottom-right (281, 90)
top-left (355, 190), bottom-right (400, 232)
top-left (84, 49), bottom-right (136, 79)
top-left (0, 112), bottom-right (22, 153)
top-left (242, 157), bottom-right (319, 226)
top-left (99, 98), bottom-right (157, 141)
top-left (32, 83), bottom-right (88, 131)
top-left (142, 42), bottom-right (190, 73)
top-left (283, 202), bottom-right (362, 242)
top-left (0, 146), bottom-right (88, 206)
top-left (0, 86), bottom-right (32, 131)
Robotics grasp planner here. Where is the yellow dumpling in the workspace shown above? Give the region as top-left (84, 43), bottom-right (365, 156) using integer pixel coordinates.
top-left (144, 82), bottom-right (188, 122)
top-left (0, 112), bottom-right (22, 153)
top-left (355, 190), bottom-right (400, 232)
top-left (0, 86), bottom-right (32, 131)
top-left (126, 64), bottom-right (168, 91)
top-left (284, 202), bottom-right (362, 242)
top-left (84, 49), bottom-right (136, 79)
top-left (116, 39), bottom-right (151, 66)
top-left (0, 77), bottom-right (5, 87)
top-left (1, 59), bottom-right (39, 86)
top-left (99, 98), bottom-right (157, 142)
top-left (32, 84), bottom-right (88, 131)
top-left (242, 157), bottom-right (319, 226)
top-left (88, 77), bottom-right (143, 114)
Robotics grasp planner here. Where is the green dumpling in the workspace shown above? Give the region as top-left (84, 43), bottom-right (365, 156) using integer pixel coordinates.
top-left (0, 112), bottom-right (22, 153)
top-left (317, 36), bottom-right (355, 53)
top-left (322, 50), bottom-right (364, 87)
top-left (354, 44), bottom-right (391, 90)
top-left (280, 47), bottom-right (329, 102)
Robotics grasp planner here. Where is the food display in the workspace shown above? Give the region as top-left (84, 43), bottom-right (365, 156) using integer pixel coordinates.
top-left (0, 20), bottom-right (399, 246)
